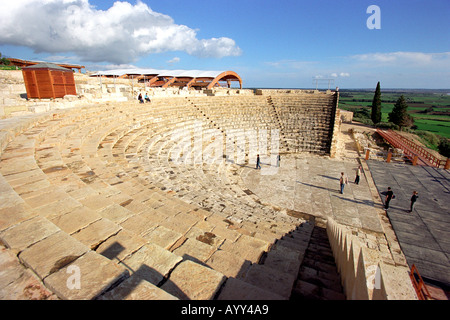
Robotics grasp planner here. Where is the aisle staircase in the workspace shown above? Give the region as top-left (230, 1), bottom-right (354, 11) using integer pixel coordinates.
top-left (291, 225), bottom-right (345, 300)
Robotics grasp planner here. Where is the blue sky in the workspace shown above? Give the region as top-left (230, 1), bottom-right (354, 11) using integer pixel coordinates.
top-left (1, 0), bottom-right (449, 89)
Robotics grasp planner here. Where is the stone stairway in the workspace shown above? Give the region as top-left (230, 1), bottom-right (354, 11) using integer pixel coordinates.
top-left (291, 224), bottom-right (345, 300)
top-left (0, 96), bottom-right (328, 300)
top-left (270, 94), bottom-right (336, 154)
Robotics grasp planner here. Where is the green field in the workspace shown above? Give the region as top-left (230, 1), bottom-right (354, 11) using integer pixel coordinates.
top-left (339, 90), bottom-right (450, 139)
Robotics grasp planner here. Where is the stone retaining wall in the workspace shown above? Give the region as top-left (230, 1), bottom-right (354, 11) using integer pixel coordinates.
top-left (326, 218), bottom-right (418, 300)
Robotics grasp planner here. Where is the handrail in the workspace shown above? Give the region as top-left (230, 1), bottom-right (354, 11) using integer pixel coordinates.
top-left (409, 264), bottom-right (432, 300)
top-left (376, 129), bottom-right (446, 168)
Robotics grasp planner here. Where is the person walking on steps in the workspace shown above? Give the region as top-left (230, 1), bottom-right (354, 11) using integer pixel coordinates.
top-left (355, 165), bottom-right (362, 185)
top-left (256, 154), bottom-right (261, 170)
top-left (408, 191), bottom-right (418, 212)
top-left (339, 172), bottom-right (348, 194)
top-left (384, 187), bottom-right (395, 210)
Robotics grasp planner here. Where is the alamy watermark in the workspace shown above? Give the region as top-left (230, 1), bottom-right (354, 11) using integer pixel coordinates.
top-left (366, 265), bottom-right (382, 290)
top-left (367, 5), bottom-right (381, 30)
top-left (66, 265), bottom-right (81, 290)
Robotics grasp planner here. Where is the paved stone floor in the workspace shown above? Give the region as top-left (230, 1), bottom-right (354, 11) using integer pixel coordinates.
top-left (239, 149), bottom-right (449, 290)
top-left (367, 160), bottom-right (450, 287)
top-left (240, 154), bottom-right (383, 234)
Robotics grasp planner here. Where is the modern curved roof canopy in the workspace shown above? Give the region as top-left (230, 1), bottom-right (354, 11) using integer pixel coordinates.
top-left (90, 69), bottom-right (242, 89)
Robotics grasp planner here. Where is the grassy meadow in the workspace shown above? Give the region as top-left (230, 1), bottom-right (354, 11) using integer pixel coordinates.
top-left (339, 90), bottom-right (450, 139)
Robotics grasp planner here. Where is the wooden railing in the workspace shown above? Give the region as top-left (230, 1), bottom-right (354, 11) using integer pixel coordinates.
top-left (376, 129), bottom-right (449, 169)
top-left (409, 264), bottom-right (432, 300)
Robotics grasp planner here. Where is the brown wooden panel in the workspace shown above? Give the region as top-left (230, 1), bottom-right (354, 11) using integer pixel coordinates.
top-left (65, 85), bottom-right (77, 95)
top-left (22, 68), bottom-right (76, 99)
top-left (52, 71), bottom-right (64, 85)
top-left (22, 70), bottom-right (40, 98)
top-left (53, 84), bottom-right (66, 98)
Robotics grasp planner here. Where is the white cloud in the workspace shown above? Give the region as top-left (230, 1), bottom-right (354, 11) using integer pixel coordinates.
top-left (351, 52), bottom-right (450, 68)
top-left (87, 63), bottom-right (138, 71)
top-left (0, 0), bottom-right (242, 64)
top-left (339, 72), bottom-right (350, 77)
top-left (167, 57), bottom-right (180, 64)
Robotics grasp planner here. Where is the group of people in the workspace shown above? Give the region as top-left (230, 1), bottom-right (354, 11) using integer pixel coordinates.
top-left (255, 154), bottom-right (281, 170)
top-left (339, 166), bottom-right (360, 194)
top-left (254, 156), bottom-right (420, 214)
top-left (138, 92), bottom-right (151, 103)
top-left (339, 166), bottom-right (419, 214)
top-left (384, 188), bottom-right (419, 213)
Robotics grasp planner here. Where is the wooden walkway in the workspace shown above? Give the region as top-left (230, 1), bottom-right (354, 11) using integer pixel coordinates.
top-left (376, 129), bottom-right (448, 168)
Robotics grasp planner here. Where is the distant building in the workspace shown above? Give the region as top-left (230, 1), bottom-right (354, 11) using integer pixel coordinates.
top-left (7, 58), bottom-right (85, 73)
top-left (90, 69), bottom-right (242, 90)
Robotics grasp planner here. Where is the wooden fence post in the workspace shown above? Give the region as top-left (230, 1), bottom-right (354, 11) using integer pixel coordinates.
top-left (387, 150), bottom-right (392, 163)
top-left (365, 149), bottom-right (370, 160)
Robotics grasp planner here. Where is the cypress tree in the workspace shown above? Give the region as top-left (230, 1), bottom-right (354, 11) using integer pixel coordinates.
top-left (371, 81), bottom-right (382, 124)
top-left (388, 95), bottom-right (413, 130)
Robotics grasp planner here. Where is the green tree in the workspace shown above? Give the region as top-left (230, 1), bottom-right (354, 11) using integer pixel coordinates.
top-left (438, 139), bottom-right (450, 158)
top-left (388, 95), bottom-right (413, 130)
top-left (0, 52), bottom-right (11, 66)
top-left (371, 81), bottom-right (382, 124)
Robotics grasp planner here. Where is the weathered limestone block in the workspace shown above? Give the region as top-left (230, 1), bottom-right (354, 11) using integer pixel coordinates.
top-left (99, 274), bottom-right (178, 300)
top-left (142, 225), bottom-right (184, 250)
top-left (19, 231), bottom-right (89, 279)
top-left (121, 243), bottom-right (182, 286)
top-left (172, 238), bottom-right (216, 263)
top-left (205, 249), bottom-right (251, 278)
top-left (98, 203), bottom-right (134, 223)
top-left (119, 208), bottom-right (166, 236)
top-left (0, 216), bottom-right (59, 252)
top-left (0, 245), bottom-right (56, 300)
top-left (24, 188), bottom-right (69, 208)
top-left (72, 218), bottom-right (122, 250)
top-left (160, 260), bottom-right (226, 300)
top-left (44, 251), bottom-right (129, 300)
top-left (263, 243), bottom-right (304, 275)
top-left (96, 229), bottom-right (147, 262)
top-left (219, 235), bottom-right (270, 263)
top-left (49, 206), bottom-right (102, 235)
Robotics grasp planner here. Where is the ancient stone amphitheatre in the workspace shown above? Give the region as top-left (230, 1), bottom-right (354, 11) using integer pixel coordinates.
top-left (0, 71), bottom-right (420, 300)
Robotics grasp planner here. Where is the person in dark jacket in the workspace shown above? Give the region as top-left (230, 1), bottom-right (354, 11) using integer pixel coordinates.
top-left (384, 187), bottom-right (394, 210)
top-left (408, 191), bottom-right (418, 212)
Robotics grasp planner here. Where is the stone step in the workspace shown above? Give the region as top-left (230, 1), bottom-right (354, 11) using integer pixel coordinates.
top-left (290, 225), bottom-right (345, 300)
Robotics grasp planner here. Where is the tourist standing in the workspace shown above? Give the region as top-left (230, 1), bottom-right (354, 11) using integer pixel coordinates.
top-left (256, 154), bottom-right (261, 170)
top-left (384, 187), bottom-right (394, 210)
top-left (354, 165), bottom-right (362, 185)
top-left (277, 154), bottom-right (281, 167)
top-left (408, 191), bottom-right (418, 212)
top-left (339, 172), bottom-right (348, 194)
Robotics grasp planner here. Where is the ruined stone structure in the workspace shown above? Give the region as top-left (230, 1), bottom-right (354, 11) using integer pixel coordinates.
top-left (0, 71), bottom-right (418, 300)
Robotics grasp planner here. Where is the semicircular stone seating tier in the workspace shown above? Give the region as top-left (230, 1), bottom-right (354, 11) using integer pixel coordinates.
top-left (0, 94), bottom-right (337, 300)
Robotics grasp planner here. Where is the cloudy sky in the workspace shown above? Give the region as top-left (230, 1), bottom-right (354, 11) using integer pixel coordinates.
top-left (0, 0), bottom-right (449, 89)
